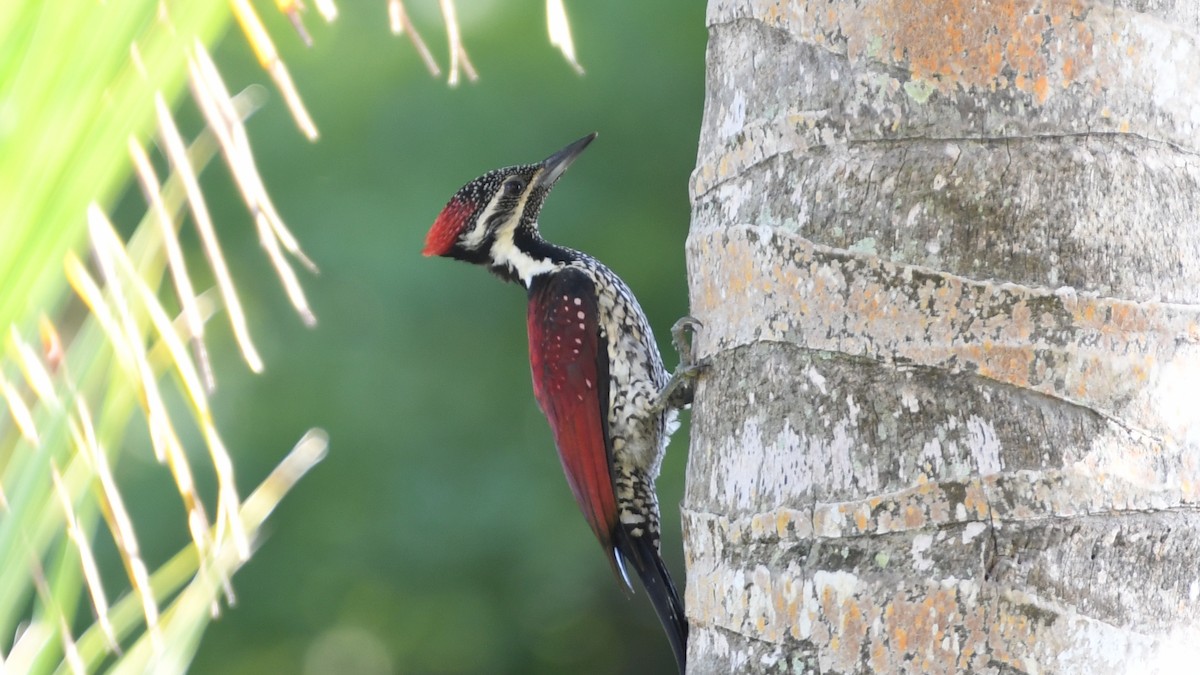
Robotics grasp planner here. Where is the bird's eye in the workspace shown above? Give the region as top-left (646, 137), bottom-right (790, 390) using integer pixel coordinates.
top-left (503, 178), bottom-right (526, 197)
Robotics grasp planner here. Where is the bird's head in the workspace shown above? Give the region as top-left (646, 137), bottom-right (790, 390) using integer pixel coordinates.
top-left (423, 133), bottom-right (596, 273)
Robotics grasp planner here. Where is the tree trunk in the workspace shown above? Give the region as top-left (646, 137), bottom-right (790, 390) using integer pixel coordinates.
top-left (683, 1), bottom-right (1200, 672)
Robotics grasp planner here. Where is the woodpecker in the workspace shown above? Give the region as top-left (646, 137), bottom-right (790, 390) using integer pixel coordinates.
top-left (422, 133), bottom-right (698, 673)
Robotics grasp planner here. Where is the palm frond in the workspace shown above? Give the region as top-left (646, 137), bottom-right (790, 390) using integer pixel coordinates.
top-left (0, 2), bottom-right (325, 671)
top-left (0, 0), bottom-right (585, 671)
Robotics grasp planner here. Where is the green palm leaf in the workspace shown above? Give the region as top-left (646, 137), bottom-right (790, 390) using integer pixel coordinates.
top-left (0, 1), bottom-right (583, 670)
top-left (0, 2), bottom-right (324, 671)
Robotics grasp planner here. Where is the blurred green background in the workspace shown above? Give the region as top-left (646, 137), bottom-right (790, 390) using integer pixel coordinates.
top-left (114, 3), bottom-right (707, 673)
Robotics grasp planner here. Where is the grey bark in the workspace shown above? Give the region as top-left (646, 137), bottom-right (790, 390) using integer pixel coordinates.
top-left (683, 1), bottom-right (1200, 673)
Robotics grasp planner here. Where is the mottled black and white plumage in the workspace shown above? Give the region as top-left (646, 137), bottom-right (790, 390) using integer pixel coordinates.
top-left (423, 134), bottom-right (696, 673)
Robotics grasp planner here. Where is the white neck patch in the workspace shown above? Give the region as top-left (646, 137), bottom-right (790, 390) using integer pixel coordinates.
top-left (490, 225), bottom-right (558, 287)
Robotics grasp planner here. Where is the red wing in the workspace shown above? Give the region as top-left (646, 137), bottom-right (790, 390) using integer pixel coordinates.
top-left (527, 270), bottom-right (617, 558)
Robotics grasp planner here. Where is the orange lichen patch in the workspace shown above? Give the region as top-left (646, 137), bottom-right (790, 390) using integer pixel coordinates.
top-left (748, 0), bottom-right (1107, 107)
top-left (815, 480), bottom-right (989, 538)
top-left (1095, 304), bottom-right (1157, 353)
top-left (776, 511), bottom-right (791, 536)
top-left (902, 502), bottom-right (927, 528)
top-left (1033, 74), bottom-right (1050, 103)
top-left (856, 283), bottom-right (886, 322)
top-left (1127, 354), bottom-right (1153, 384)
top-left (1062, 56), bottom-right (1076, 82)
top-left (962, 481), bottom-right (990, 519)
top-left (690, 226), bottom-right (1193, 434)
top-left (695, 236), bottom-right (719, 314)
top-left (1004, 300), bottom-right (1036, 342)
top-left (685, 493), bottom-right (1181, 670)
top-left (1078, 300), bottom-right (1096, 324)
top-left (853, 0), bottom-right (1074, 102)
top-left (774, 576), bottom-right (800, 628)
top-left (835, 600), bottom-right (869, 670)
top-left (874, 585), bottom-right (979, 675)
top-left (812, 506), bottom-right (844, 537)
top-left (870, 635), bottom-right (893, 672)
top-left (954, 603), bottom-right (991, 670)
top-left (819, 584), bottom-right (839, 620)
top-left (986, 595), bottom-right (1057, 669)
top-left (854, 506), bottom-right (870, 531)
top-left (972, 344), bottom-right (1034, 390)
top-left (986, 45), bottom-right (1005, 82)
top-left (692, 136), bottom-right (761, 196)
top-left (810, 579), bottom-right (874, 671)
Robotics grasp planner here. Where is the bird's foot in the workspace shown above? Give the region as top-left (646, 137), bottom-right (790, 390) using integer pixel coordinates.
top-left (650, 316), bottom-right (706, 414)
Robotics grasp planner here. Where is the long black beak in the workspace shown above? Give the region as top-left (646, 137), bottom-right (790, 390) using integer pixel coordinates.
top-left (537, 133), bottom-right (597, 188)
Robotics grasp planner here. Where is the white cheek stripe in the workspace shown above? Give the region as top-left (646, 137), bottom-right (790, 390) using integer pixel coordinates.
top-left (461, 188), bottom-right (505, 250)
top-left (491, 168), bottom-right (542, 246)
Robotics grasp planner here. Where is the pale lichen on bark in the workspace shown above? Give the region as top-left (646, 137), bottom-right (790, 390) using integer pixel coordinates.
top-left (685, 1), bottom-right (1200, 672)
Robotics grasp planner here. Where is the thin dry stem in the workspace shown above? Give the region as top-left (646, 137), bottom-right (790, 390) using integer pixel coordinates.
top-left (438, 0), bottom-right (477, 86)
top-left (99, 220), bottom-right (251, 565)
top-left (39, 316), bottom-right (65, 374)
top-left (0, 373), bottom-right (39, 446)
top-left (314, 0), bottom-right (338, 22)
top-left (22, 549), bottom-right (84, 675)
top-left (231, 0), bottom-right (319, 139)
top-left (87, 206), bottom-right (187, 467)
top-left (65, 248), bottom-right (217, 612)
top-left (129, 42), bottom-right (148, 81)
top-left (68, 397), bottom-right (162, 648)
top-left (127, 136), bottom-right (215, 392)
top-left (50, 463), bottom-right (118, 653)
top-left (9, 326), bottom-right (60, 409)
top-left (547, 0), bottom-right (584, 74)
top-left (155, 93), bottom-right (264, 373)
top-left (189, 42), bottom-right (319, 326)
top-left (58, 614), bottom-right (86, 675)
top-left (86, 210), bottom-right (246, 564)
top-left (254, 213), bottom-right (316, 327)
top-left (389, 0), bottom-right (441, 77)
top-left (64, 254), bottom-right (137, 393)
top-left (276, 0), bottom-right (313, 47)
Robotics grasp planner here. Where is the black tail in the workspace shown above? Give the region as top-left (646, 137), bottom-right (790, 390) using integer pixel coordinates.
top-left (615, 528), bottom-right (688, 674)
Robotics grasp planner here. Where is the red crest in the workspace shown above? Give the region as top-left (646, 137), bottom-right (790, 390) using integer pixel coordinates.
top-left (423, 197), bottom-right (477, 257)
